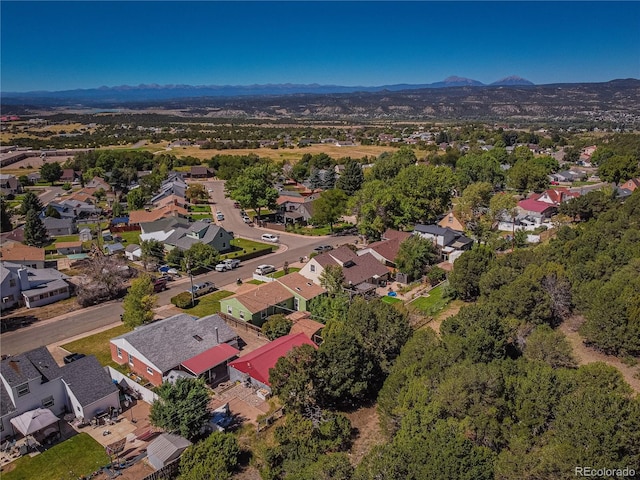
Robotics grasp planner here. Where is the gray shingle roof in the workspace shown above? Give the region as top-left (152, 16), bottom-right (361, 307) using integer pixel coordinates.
top-left (112, 314), bottom-right (237, 373)
top-left (21, 279), bottom-right (69, 297)
top-left (61, 356), bottom-right (118, 407)
top-left (43, 217), bottom-right (74, 229)
top-left (0, 382), bottom-right (16, 416)
top-left (0, 346), bottom-right (63, 387)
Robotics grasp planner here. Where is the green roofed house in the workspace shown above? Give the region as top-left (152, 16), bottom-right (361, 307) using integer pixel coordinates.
top-left (220, 273), bottom-right (326, 326)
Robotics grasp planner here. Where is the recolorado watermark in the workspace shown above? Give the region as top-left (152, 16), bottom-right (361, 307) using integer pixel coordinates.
top-left (575, 467), bottom-right (636, 477)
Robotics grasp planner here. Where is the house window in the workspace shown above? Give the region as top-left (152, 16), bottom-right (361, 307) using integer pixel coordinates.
top-left (146, 367), bottom-right (153, 375)
top-left (227, 306), bottom-right (233, 315)
top-left (116, 347), bottom-right (122, 359)
top-left (16, 383), bottom-right (29, 397)
top-left (310, 264), bottom-right (315, 273)
top-left (294, 297), bottom-right (300, 311)
top-left (239, 311), bottom-right (245, 320)
top-left (222, 243), bottom-right (226, 248)
top-left (9, 279), bottom-right (16, 287)
top-left (42, 396), bottom-right (54, 408)
top-left (128, 353), bottom-right (134, 366)
top-left (261, 310), bottom-right (267, 319)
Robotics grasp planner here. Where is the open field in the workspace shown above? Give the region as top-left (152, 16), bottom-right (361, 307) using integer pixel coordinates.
top-left (1, 156), bottom-right (74, 175)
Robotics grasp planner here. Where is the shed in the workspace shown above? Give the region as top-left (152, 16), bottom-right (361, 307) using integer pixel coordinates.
top-left (104, 243), bottom-right (125, 255)
top-left (147, 433), bottom-right (192, 470)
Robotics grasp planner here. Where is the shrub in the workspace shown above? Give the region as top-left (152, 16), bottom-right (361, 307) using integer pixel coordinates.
top-left (171, 292), bottom-right (194, 309)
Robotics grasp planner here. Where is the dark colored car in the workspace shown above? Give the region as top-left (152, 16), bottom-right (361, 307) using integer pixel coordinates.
top-left (64, 353), bottom-right (86, 364)
top-left (313, 245), bottom-right (333, 253)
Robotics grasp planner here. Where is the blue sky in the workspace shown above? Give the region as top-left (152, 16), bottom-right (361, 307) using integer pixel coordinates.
top-left (1, 1), bottom-right (638, 92)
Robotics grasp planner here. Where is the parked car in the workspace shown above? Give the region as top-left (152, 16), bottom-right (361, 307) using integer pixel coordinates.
top-left (223, 259), bottom-right (240, 269)
top-left (233, 202), bottom-right (241, 208)
top-left (255, 264), bottom-right (276, 275)
top-left (242, 215), bottom-right (251, 223)
top-left (313, 245), bottom-right (333, 254)
top-left (215, 262), bottom-right (230, 272)
top-left (216, 211), bottom-right (225, 221)
top-left (261, 233), bottom-right (279, 243)
top-left (153, 278), bottom-right (168, 292)
top-left (186, 281), bottom-right (216, 297)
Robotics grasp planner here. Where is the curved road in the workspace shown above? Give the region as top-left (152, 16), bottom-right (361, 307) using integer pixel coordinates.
top-left (2, 180), bottom-right (358, 355)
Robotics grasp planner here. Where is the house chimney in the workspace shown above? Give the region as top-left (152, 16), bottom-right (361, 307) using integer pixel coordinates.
top-left (215, 327), bottom-right (219, 344)
top-left (17, 268), bottom-right (30, 291)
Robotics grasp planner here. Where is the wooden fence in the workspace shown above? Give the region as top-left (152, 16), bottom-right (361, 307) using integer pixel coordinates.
top-left (142, 458), bottom-right (180, 480)
top-left (217, 312), bottom-right (265, 338)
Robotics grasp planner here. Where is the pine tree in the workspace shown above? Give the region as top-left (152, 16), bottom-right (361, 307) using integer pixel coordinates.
top-left (335, 159), bottom-right (364, 195)
top-left (20, 191), bottom-right (43, 216)
top-left (24, 210), bottom-right (49, 247)
top-left (0, 198), bottom-right (12, 233)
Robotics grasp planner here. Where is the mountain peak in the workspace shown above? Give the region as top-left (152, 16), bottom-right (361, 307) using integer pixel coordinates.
top-left (491, 75), bottom-right (534, 86)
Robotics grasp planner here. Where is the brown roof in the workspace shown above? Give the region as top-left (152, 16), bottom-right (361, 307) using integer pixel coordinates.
top-left (313, 246), bottom-right (389, 286)
top-left (277, 272), bottom-right (326, 300)
top-left (228, 281), bottom-right (293, 314)
top-left (0, 243), bottom-right (45, 262)
top-left (365, 230), bottom-right (411, 263)
top-left (55, 241), bottom-right (83, 248)
top-left (153, 195), bottom-right (188, 209)
top-left (288, 314), bottom-right (324, 341)
top-left (129, 204), bottom-right (188, 224)
top-left (381, 229), bottom-right (411, 242)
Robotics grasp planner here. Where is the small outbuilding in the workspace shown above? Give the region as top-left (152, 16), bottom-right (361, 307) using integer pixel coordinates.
top-left (147, 433), bottom-right (192, 470)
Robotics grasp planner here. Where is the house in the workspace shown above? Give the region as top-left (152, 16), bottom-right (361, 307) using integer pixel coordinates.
top-left (164, 222), bottom-right (233, 253)
top-left (104, 243), bottom-right (125, 256)
top-left (0, 262), bottom-right (71, 310)
top-left (287, 311), bottom-right (324, 344)
top-left (60, 169), bottom-right (78, 183)
top-left (190, 166), bottom-right (212, 179)
top-left (517, 198), bottom-right (557, 223)
top-left (437, 212), bottom-right (465, 233)
top-left (535, 188), bottom-right (580, 206)
top-left (620, 177), bottom-right (640, 192)
top-left (128, 204), bottom-right (189, 226)
top-left (412, 225), bottom-right (474, 263)
top-left (0, 174), bottom-right (19, 195)
top-left (150, 177), bottom-right (188, 204)
top-left (43, 217), bottom-right (76, 237)
top-left (275, 193), bottom-right (319, 224)
top-left (228, 333), bottom-right (317, 392)
top-left (55, 241), bottom-right (83, 255)
top-left (0, 244), bottom-right (46, 269)
top-left (139, 217), bottom-right (191, 243)
top-left (125, 244), bottom-right (142, 261)
top-left (299, 246), bottom-right (389, 289)
top-left (85, 176), bottom-right (110, 190)
top-left (147, 433), bottom-right (192, 470)
top-left (152, 194), bottom-right (189, 210)
top-left (221, 281), bottom-right (295, 326)
top-left (0, 347), bottom-right (120, 440)
top-left (110, 314), bottom-right (239, 386)
top-left (276, 272), bottom-right (326, 312)
top-left (78, 228), bottom-right (92, 242)
top-left (357, 229), bottom-right (411, 267)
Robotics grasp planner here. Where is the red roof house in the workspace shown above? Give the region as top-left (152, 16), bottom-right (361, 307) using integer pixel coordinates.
top-left (228, 333), bottom-right (316, 391)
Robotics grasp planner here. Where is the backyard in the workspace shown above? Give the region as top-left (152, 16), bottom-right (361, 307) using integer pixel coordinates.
top-left (180, 290), bottom-right (233, 317)
top-left (3, 433), bottom-right (109, 480)
top-left (408, 283), bottom-right (450, 317)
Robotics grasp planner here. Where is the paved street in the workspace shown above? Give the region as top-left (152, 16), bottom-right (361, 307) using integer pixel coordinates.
top-left (2, 180), bottom-right (358, 355)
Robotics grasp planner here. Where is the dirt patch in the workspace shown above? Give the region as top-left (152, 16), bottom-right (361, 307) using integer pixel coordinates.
top-left (559, 315), bottom-right (640, 394)
top-left (92, 459), bottom-right (154, 480)
top-left (1, 297), bottom-right (81, 332)
top-left (346, 405), bottom-right (385, 466)
top-left (425, 299), bottom-right (464, 334)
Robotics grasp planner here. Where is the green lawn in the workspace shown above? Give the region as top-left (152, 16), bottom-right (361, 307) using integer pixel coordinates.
top-left (381, 296), bottom-right (403, 305)
top-left (50, 234), bottom-right (81, 243)
top-left (62, 324), bottom-right (131, 369)
top-left (190, 213), bottom-right (213, 221)
top-left (114, 230), bottom-right (141, 245)
top-left (285, 222), bottom-right (353, 237)
top-left (189, 205), bottom-right (211, 212)
top-left (246, 279), bottom-right (264, 285)
top-left (180, 290), bottom-right (233, 317)
top-left (4, 433), bottom-right (110, 480)
top-left (408, 284), bottom-right (450, 316)
top-left (272, 267), bottom-right (301, 279)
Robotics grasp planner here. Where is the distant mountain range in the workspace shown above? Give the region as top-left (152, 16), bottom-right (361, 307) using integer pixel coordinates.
top-left (2, 76), bottom-right (536, 103)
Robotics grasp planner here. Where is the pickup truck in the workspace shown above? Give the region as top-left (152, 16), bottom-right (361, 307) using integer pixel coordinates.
top-left (215, 259), bottom-right (241, 272)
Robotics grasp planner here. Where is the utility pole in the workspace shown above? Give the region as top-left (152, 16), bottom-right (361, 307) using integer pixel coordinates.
top-left (186, 258), bottom-right (195, 307)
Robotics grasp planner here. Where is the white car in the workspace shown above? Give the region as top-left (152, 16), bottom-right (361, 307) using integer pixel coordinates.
top-left (261, 233), bottom-right (279, 243)
top-left (255, 264), bottom-right (276, 275)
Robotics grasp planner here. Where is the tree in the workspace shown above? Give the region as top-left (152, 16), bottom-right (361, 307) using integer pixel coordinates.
top-left (179, 432), bottom-right (240, 480)
top-left (454, 182), bottom-right (494, 239)
top-left (394, 165), bottom-right (455, 226)
top-left (40, 162), bottom-right (62, 185)
top-left (394, 235), bottom-right (437, 281)
top-left (23, 210), bottom-right (48, 247)
top-left (262, 314), bottom-right (293, 340)
top-left (150, 377), bottom-right (211, 441)
top-left (94, 188), bottom-right (106, 202)
top-left (456, 153), bottom-right (504, 190)
top-left (183, 243), bottom-right (220, 271)
top-left (186, 183), bottom-right (208, 204)
top-left (349, 180), bottom-right (400, 239)
top-left (507, 161), bottom-right (549, 193)
top-left (127, 188), bottom-right (146, 210)
top-left (45, 204), bottom-right (61, 218)
top-left (371, 148), bottom-right (416, 181)
top-left (449, 246), bottom-right (495, 301)
top-left (140, 239), bottom-right (165, 269)
top-left (598, 154), bottom-right (639, 184)
top-left (489, 192), bottom-right (518, 227)
top-left (76, 255), bottom-right (131, 306)
top-left (270, 344), bottom-right (318, 412)
top-left (121, 275), bottom-right (156, 328)
top-left (524, 325), bottom-right (576, 368)
top-left (311, 189), bottom-right (347, 232)
top-left (112, 200), bottom-right (124, 218)
top-left (225, 164), bottom-right (279, 219)
top-left (0, 198), bottom-right (13, 232)
top-left (335, 159), bottom-right (364, 195)
top-left (20, 191), bottom-right (43, 216)
top-left (318, 265), bottom-right (345, 296)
